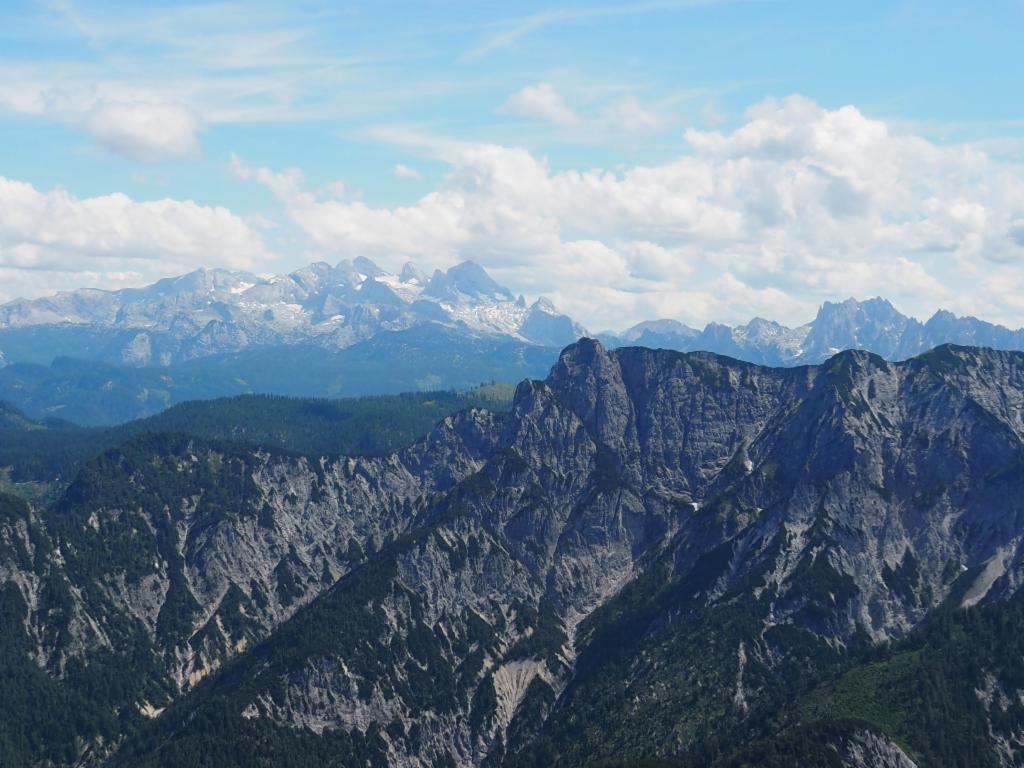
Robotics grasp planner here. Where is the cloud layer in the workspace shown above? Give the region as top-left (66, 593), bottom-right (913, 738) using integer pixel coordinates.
top-left (232, 95), bottom-right (1024, 330)
top-left (0, 176), bottom-right (269, 301)
top-left (3, 94), bottom-right (1024, 332)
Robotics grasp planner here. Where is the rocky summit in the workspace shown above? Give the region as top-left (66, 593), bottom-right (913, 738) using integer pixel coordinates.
top-left (2, 340), bottom-right (1024, 767)
top-left (0, 258), bottom-right (585, 367)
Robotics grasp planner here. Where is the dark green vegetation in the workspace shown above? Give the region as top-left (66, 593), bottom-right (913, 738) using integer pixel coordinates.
top-left (0, 384), bottom-right (514, 502)
top-left (0, 325), bottom-right (556, 424)
top-left (4, 342), bottom-right (1024, 767)
top-left (509, 549), bottom-right (1024, 768)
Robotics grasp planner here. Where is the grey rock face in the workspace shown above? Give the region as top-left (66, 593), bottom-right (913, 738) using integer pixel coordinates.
top-left (516, 297), bottom-right (586, 349)
top-left (836, 730), bottom-right (918, 768)
top-left (5, 340), bottom-right (1024, 765)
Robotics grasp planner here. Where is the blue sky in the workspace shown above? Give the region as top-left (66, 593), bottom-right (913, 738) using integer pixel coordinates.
top-left (1, 0), bottom-right (1023, 330)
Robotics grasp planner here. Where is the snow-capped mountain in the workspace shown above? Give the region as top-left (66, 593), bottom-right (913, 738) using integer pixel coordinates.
top-left (604, 297), bottom-right (1024, 366)
top-left (4, 261), bottom-right (1024, 376)
top-left (0, 258), bottom-right (587, 366)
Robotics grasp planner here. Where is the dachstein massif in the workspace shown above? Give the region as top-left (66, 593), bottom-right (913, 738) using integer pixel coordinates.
top-left (3, 259), bottom-right (1024, 425)
top-left (3, 336), bottom-right (1024, 767)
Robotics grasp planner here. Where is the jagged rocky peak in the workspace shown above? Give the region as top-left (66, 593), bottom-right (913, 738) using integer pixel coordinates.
top-left (288, 261), bottom-right (337, 292)
top-left (517, 296), bottom-right (588, 348)
top-left (424, 259), bottom-right (515, 302)
top-left (739, 316), bottom-right (787, 336)
top-left (329, 258), bottom-right (370, 285)
top-left (925, 307), bottom-right (959, 328)
top-left (147, 266), bottom-right (256, 297)
top-left (6, 342), bottom-right (1024, 765)
top-left (922, 306), bottom-right (1024, 347)
top-left (620, 318), bottom-right (698, 343)
top-left (352, 255), bottom-right (385, 277)
top-left (802, 296), bottom-right (915, 356)
top-left (697, 321), bottom-right (742, 352)
top-left (399, 261), bottom-right (428, 284)
top-left (550, 335), bottom-right (609, 377)
top-left (545, 337), bottom-right (634, 452)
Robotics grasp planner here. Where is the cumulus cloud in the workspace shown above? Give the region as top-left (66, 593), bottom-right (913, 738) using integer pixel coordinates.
top-left (235, 95), bottom-right (1024, 329)
top-left (0, 77), bottom-right (204, 161)
top-left (0, 175), bottom-right (270, 302)
top-left (85, 101), bottom-right (201, 160)
top-left (499, 83), bottom-right (580, 127)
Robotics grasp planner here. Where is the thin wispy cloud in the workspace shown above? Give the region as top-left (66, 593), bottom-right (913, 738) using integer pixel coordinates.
top-left (461, 0), bottom-right (736, 60)
top-left (0, 2), bottom-right (406, 158)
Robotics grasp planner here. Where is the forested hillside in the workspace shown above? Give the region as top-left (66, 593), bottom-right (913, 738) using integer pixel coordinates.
top-left (4, 342), bottom-right (1024, 767)
top-left (0, 384), bottom-right (514, 502)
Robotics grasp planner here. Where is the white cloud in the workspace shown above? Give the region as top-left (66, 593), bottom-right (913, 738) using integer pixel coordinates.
top-left (602, 96), bottom-right (665, 135)
top-left (393, 163), bottom-right (423, 180)
top-left (498, 83), bottom-right (670, 138)
top-left (499, 83), bottom-right (580, 127)
top-left (236, 95), bottom-right (1024, 329)
top-left (0, 5), bottom-right (396, 160)
top-left (463, 1), bottom-right (730, 60)
top-left (0, 175), bottom-right (270, 302)
top-left (85, 101), bottom-right (201, 160)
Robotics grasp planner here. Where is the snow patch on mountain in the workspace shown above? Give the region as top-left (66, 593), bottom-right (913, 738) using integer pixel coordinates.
top-left (0, 259), bottom-right (588, 365)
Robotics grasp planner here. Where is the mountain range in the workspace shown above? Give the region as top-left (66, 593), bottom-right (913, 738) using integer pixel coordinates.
top-left (603, 296), bottom-right (1024, 366)
top-left (2, 259), bottom-right (1024, 426)
top-left (3, 259), bottom-right (1023, 370)
top-left (0, 259), bottom-right (584, 367)
top-left (3, 339), bottom-right (1024, 766)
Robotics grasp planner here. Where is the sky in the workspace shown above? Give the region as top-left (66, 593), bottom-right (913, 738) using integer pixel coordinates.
top-left (1, 0), bottom-right (1023, 331)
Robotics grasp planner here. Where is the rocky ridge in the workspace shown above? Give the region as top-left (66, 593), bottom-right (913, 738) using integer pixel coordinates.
top-left (2, 341), bottom-right (1024, 766)
top-left (0, 259), bottom-right (585, 367)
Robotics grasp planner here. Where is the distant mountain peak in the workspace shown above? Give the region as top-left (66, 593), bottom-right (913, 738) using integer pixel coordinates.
top-left (518, 297), bottom-right (589, 348)
top-left (605, 298), bottom-right (1024, 367)
top-left (0, 257), bottom-right (584, 365)
top-left (424, 260), bottom-right (514, 302)
top-left (3, 258), bottom-right (1024, 375)
top-left (352, 256), bottom-right (384, 277)
top-left (399, 261), bottom-right (428, 284)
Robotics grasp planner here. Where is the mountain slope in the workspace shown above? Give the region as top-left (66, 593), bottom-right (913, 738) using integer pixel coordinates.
top-left (2, 342), bottom-right (1024, 766)
top-left (0, 386), bottom-right (515, 504)
top-left (0, 325), bottom-right (553, 424)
